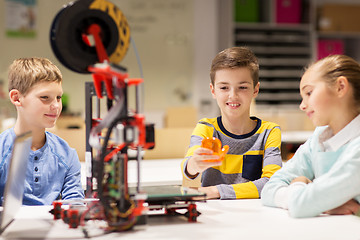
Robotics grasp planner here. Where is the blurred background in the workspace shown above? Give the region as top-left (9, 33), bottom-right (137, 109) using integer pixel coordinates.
top-left (0, 0), bottom-right (359, 160)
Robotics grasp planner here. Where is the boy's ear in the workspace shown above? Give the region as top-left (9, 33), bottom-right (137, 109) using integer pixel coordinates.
top-left (253, 82), bottom-right (260, 97)
top-left (9, 89), bottom-right (22, 106)
top-left (210, 83), bottom-right (216, 99)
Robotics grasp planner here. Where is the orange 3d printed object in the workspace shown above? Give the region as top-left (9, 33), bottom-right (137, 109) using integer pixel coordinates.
top-left (201, 137), bottom-right (229, 162)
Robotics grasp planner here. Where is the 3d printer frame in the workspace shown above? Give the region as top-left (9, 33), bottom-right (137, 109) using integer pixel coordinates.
top-left (49, 0), bottom-right (203, 232)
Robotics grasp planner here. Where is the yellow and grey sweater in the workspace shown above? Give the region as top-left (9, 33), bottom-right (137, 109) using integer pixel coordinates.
top-left (181, 116), bottom-right (282, 199)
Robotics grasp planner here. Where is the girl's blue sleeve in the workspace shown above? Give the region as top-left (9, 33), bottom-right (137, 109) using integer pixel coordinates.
top-left (287, 144), bottom-right (360, 218)
top-left (262, 129), bottom-right (360, 218)
top-left (261, 137), bottom-right (314, 208)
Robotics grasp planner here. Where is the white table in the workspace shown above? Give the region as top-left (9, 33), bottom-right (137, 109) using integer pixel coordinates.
top-left (81, 158), bottom-right (183, 188)
top-left (282, 131), bottom-right (313, 143)
top-left (3, 199), bottom-right (360, 240)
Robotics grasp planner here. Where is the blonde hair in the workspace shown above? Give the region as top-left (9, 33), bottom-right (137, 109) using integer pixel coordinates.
top-left (8, 57), bottom-right (62, 95)
top-left (210, 47), bottom-right (259, 86)
top-left (308, 55), bottom-right (360, 113)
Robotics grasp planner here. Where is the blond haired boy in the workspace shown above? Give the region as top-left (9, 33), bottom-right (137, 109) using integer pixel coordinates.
top-left (0, 57), bottom-right (84, 205)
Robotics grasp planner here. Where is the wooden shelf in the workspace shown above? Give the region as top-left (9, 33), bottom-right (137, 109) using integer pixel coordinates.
top-left (317, 31), bottom-right (360, 39)
top-left (219, 0), bottom-right (360, 105)
top-left (233, 19), bottom-right (312, 105)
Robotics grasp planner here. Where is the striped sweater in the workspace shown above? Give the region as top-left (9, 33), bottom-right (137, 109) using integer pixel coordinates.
top-left (181, 116), bottom-right (282, 199)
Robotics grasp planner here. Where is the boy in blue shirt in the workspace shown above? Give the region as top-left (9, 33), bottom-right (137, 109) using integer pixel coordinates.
top-left (0, 57), bottom-right (84, 205)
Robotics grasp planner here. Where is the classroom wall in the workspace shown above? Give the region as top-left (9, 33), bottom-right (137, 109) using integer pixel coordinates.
top-left (1, 0), bottom-right (356, 131)
top-left (0, 0), bottom-right (219, 120)
top-left (0, 0), bottom-right (90, 116)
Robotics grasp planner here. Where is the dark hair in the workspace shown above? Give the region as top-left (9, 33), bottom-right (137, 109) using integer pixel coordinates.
top-left (210, 47), bottom-right (259, 86)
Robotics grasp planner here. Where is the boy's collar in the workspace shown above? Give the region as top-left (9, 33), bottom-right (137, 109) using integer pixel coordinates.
top-left (217, 116), bottom-right (261, 139)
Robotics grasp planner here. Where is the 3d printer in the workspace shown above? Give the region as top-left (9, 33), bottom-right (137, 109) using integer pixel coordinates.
top-left (49, 0), bottom-right (205, 232)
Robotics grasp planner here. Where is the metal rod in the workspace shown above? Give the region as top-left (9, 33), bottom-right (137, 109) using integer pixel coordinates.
top-left (85, 82), bottom-right (94, 197)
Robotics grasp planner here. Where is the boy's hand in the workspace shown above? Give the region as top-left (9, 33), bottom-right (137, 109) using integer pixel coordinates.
top-left (198, 186), bottom-right (220, 199)
top-left (324, 199), bottom-right (360, 215)
top-left (290, 176), bottom-right (312, 184)
top-left (186, 147), bottom-right (222, 176)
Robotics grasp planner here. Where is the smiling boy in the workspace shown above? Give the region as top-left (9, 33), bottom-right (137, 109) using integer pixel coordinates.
top-left (181, 47), bottom-right (282, 199)
top-left (0, 57), bottom-right (84, 205)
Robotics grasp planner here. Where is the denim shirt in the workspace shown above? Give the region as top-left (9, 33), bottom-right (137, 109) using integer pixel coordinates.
top-left (0, 128), bottom-right (84, 205)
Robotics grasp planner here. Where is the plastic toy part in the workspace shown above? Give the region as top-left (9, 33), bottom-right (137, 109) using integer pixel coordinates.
top-left (68, 209), bottom-right (80, 228)
top-left (163, 203), bottom-right (201, 222)
top-left (51, 201), bottom-right (63, 220)
top-left (185, 203), bottom-right (200, 222)
top-left (201, 137), bottom-right (229, 162)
